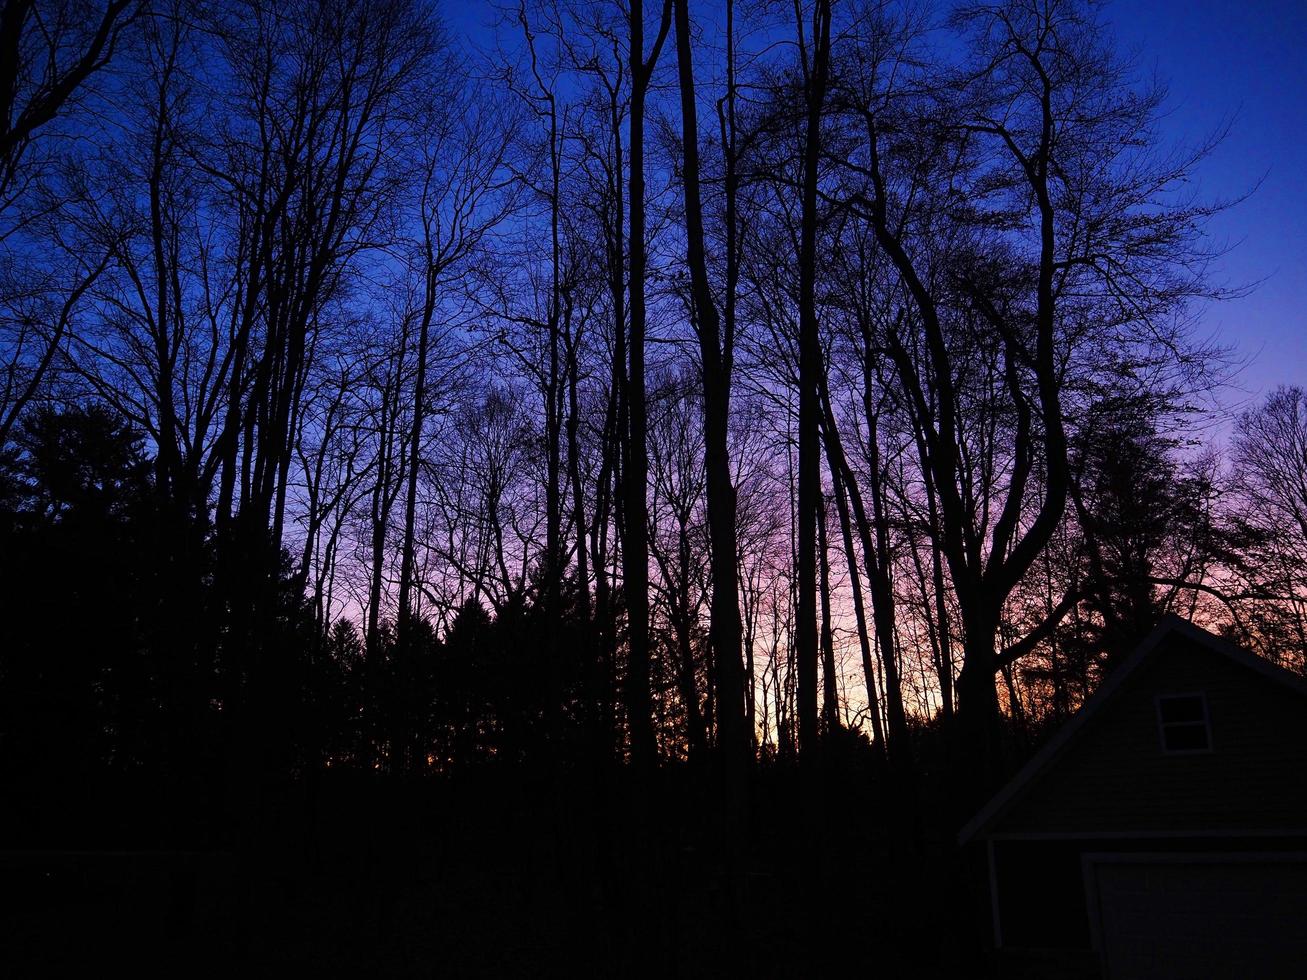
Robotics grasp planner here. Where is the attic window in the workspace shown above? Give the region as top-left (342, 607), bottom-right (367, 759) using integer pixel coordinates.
top-left (1156, 694), bottom-right (1211, 753)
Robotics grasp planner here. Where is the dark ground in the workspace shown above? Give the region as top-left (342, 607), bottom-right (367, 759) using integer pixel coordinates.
top-left (0, 765), bottom-right (997, 977)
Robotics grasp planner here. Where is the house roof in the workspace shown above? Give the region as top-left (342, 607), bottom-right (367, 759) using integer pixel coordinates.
top-left (958, 615), bottom-right (1307, 844)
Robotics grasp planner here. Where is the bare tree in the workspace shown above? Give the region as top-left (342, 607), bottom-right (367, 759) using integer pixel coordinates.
top-left (1229, 386), bottom-right (1307, 669)
top-left (669, 0), bottom-right (749, 767)
top-left (623, 0), bottom-right (672, 766)
top-left (827, 0), bottom-right (1229, 801)
top-left (794, 0), bottom-right (832, 762)
top-left (0, 0), bottom-right (141, 205)
top-left (396, 71), bottom-right (517, 637)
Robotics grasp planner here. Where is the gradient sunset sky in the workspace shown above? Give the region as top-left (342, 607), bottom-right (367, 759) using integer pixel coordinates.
top-left (1108, 0), bottom-right (1307, 415)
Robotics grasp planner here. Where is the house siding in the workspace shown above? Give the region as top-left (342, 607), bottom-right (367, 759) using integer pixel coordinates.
top-left (996, 633), bottom-right (1307, 836)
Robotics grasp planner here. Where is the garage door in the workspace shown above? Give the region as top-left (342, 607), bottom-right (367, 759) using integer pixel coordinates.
top-left (1087, 854), bottom-right (1307, 980)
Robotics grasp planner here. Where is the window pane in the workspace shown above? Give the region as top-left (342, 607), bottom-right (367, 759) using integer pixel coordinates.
top-left (1159, 695), bottom-right (1205, 724)
top-left (1163, 722), bottom-right (1210, 752)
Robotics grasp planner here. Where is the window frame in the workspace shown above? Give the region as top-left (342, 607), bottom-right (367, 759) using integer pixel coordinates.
top-left (1155, 692), bottom-right (1213, 755)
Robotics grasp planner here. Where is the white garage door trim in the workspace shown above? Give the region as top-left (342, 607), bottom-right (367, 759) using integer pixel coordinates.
top-left (1082, 851), bottom-right (1307, 979)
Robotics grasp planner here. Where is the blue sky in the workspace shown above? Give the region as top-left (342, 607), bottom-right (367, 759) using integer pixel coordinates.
top-left (1105, 0), bottom-right (1307, 412)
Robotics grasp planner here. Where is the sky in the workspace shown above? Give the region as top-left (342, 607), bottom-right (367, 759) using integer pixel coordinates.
top-left (1106, 0), bottom-right (1307, 417)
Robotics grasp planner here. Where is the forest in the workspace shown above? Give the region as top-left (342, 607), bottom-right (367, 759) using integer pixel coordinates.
top-left (2, 0), bottom-right (1305, 974)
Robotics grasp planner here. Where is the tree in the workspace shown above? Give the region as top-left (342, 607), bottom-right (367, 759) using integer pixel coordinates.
top-left (670, 0), bottom-right (749, 767)
top-left (1229, 386), bottom-right (1307, 669)
top-left (794, 0), bottom-right (833, 763)
top-left (0, 0), bottom-right (141, 203)
top-left (0, 0), bottom-right (141, 453)
top-left (623, 0), bottom-right (672, 767)
top-left (826, 0), bottom-right (1229, 804)
top-left (396, 65), bottom-right (517, 638)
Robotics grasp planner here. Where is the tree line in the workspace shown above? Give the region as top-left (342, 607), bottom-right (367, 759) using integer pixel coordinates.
top-left (2, 0), bottom-right (1305, 827)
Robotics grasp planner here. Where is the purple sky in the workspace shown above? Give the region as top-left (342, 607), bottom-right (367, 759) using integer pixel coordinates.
top-left (1107, 0), bottom-right (1307, 411)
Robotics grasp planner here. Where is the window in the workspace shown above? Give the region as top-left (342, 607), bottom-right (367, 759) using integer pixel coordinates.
top-left (1156, 693), bottom-right (1211, 753)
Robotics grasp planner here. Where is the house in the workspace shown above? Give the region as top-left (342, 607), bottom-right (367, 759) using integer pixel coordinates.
top-left (960, 615), bottom-right (1307, 979)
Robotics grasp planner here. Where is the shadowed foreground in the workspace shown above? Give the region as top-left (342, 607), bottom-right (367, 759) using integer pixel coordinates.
top-left (2, 767), bottom-right (982, 978)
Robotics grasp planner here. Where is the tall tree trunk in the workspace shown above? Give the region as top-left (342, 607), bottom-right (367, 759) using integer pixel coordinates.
top-left (857, 370), bottom-right (910, 758)
top-left (672, 0), bottom-right (747, 769)
top-left (544, 87), bottom-right (563, 604)
top-left (828, 458), bottom-right (885, 756)
top-left (366, 423), bottom-right (391, 658)
top-left (624, 0), bottom-right (671, 768)
top-left (817, 494), bottom-right (839, 733)
top-left (795, 0), bottom-right (831, 763)
top-left (925, 487), bottom-right (955, 724)
top-left (817, 378), bottom-right (909, 763)
top-left (596, 79), bottom-right (626, 762)
top-left (565, 310), bottom-right (591, 640)
top-left (398, 265), bottom-right (436, 638)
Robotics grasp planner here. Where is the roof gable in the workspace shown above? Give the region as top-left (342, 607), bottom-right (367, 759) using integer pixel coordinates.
top-left (959, 616), bottom-right (1307, 843)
